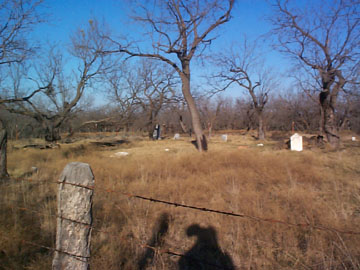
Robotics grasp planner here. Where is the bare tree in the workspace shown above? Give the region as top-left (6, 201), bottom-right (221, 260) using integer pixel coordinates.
top-left (2, 20), bottom-right (115, 141)
top-left (0, 120), bottom-right (9, 179)
top-left (271, 0), bottom-right (360, 148)
top-left (106, 69), bottom-right (139, 132)
top-left (107, 59), bottom-right (179, 137)
top-left (0, 0), bottom-right (46, 103)
top-left (0, 0), bottom-right (44, 64)
top-left (274, 91), bottom-right (320, 132)
top-left (109, 0), bottom-right (235, 151)
top-left (0, 0), bottom-right (45, 178)
top-left (198, 96), bottom-right (224, 138)
top-left (215, 40), bottom-right (276, 140)
top-left (133, 60), bottom-right (179, 138)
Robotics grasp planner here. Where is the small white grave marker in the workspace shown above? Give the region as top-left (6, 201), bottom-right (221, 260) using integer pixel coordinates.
top-left (290, 133), bottom-right (303, 151)
top-left (110, 151), bottom-right (129, 157)
top-left (352, 137), bottom-right (356, 141)
top-left (221, 134), bottom-right (228, 142)
top-left (173, 133), bottom-right (180, 140)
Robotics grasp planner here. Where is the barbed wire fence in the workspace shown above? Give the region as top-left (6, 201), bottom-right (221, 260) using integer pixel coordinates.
top-left (1, 162), bottom-right (360, 269)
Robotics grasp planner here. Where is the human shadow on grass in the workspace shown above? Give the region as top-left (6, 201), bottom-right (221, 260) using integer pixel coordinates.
top-left (178, 224), bottom-right (235, 270)
top-left (138, 212), bottom-right (170, 270)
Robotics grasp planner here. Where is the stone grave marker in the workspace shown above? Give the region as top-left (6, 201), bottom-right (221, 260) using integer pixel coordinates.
top-left (221, 134), bottom-right (228, 142)
top-left (173, 133), bottom-right (180, 140)
top-left (290, 133), bottom-right (303, 151)
top-left (153, 124), bottom-right (161, 140)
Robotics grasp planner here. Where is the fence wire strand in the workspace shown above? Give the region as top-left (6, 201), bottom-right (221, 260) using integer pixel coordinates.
top-left (3, 177), bottom-right (360, 236)
top-left (2, 174), bottom-right (359, 269)
top-left (6, 205), bottom-right (234, 270)
top-left (0, 232), bottom-right (90, 263)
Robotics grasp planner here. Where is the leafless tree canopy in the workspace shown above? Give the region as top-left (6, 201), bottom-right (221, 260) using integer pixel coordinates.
top-left (109, 0), bottom-right (235, 151)
top-left (107, 59), bottom-right (180, 136)
top-left (0, 0), bottom-right (44, 65)
top-left (214, 39), bottom-right (278, 140)
top-left (272, 0), bottom-right (359, 69)
top-left (2, 20), bottom-right (116, 141)
top-left (0, 0), bottom-right (45, 104)
top-left (270, 0), bottom-right (360, 147)
top-left (0, 0), bottom-right (359, 148)
top-left (129, 0), bottom-right (234, 61)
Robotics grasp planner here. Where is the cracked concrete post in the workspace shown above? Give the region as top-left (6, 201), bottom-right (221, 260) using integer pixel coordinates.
top-left (52, 162), bottom-right (94, 270)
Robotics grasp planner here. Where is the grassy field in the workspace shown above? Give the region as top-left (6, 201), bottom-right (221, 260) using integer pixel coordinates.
top-left (0, 131), bottom-right (359, 269)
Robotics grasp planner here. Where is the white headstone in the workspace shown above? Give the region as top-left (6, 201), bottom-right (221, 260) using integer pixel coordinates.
top-left (152, 129), bottom-right (158, 139)
top-left (173, 133), bottom-right (180, 140)
top-left (290, 133), bottom-right (303, 151)
top-left (221, 134), bottom-right (228, 142)
top-left (110, 151), bottom-right (129, 157)
top-left (352, 137), bottom-right (356, 141)
top-left (153, 124), bottom-right (161, 140)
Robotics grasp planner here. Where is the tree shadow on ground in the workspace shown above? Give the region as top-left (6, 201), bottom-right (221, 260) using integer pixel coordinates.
top-left (178, 224), bottom-right (235, 270)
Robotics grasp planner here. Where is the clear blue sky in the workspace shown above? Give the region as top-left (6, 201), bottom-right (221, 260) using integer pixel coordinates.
top-left (37, 1), bottom-right (272, 40)
top-left (30, 0), bottom-right (293, 105)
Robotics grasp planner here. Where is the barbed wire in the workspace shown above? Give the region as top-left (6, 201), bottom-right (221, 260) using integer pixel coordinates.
top-left (5, 205), bottom-right (235, 270)
top-left (7, 204), bottom-right (348, 270)
top-left (0, 232), bottom-right (90, 263)
top-left (3, 176), bottom-right (360, 236)
top-left (9, 202), bottom-right (337, 270)
top-left (124, 194), bottom-right (360, 235)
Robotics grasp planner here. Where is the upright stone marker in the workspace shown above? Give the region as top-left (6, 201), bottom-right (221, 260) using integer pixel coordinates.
top-left (221, 134), bottom-right (228, 142)
top-left (153, 124), bottom-right (161, 140)
top-left (52, 162), bottom-right (94, 270)
top-left (290, 133), bottom-right (303, 151)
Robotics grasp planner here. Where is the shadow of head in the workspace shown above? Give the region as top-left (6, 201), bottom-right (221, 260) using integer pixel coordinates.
top-left (186, 224), bottom-right (218, 247)
top-left (179, 224), bottom-right (235, 270)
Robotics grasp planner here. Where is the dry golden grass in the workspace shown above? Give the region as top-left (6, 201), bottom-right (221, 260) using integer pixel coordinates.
top-left (1, 131), bottom-right (360, 269)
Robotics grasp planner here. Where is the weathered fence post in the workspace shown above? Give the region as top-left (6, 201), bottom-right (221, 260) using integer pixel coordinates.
top-left (52, 162), bottom-right (94, 270)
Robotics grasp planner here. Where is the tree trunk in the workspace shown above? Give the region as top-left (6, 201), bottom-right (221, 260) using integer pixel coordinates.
top-left (319, 106), bottom-right (325, 136)
top-left (147, 114), bottom-right (155, 139)
top-left (0, 125), bottom-right (9, 180)
top-left (208, 122), bottom-right (212, 138)
top-left (319, 89), bottom-right (340, 148)
top-left (148, 125), bottom-right (154, 139)
top-left (339, 118), bottom-right (349, 131)
top-left (257, 111), bottom-right (265, 140)
top-left (179, 115), bottom-right (188, 134)
top-left (44, 125), bottom-right (61, 142)
top-left (318, 70), bottom-right (344, 149)
top-left (180, 67), bottom-right (207, 152)
top-left (323, 104), bottom-right (340, 148)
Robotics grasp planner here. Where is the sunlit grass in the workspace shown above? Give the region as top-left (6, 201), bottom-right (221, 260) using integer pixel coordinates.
top-left (1, 131), bottom-right (360, 269)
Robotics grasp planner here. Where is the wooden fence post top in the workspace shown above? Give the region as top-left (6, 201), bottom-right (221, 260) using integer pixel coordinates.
top-left (59, 162), bottom-right (94, 187)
